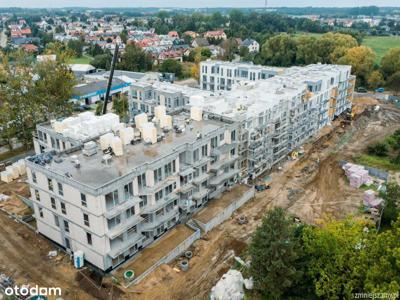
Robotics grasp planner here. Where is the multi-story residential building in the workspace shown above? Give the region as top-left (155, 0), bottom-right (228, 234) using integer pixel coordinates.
top-left (26, 110), bottom-right (239, 272)
top-left (129, 81), bottom-right (210, 116)
top-left (26, 62), bottom-right (355, 273)
top-left (200, 60), bottom-right (284, 91)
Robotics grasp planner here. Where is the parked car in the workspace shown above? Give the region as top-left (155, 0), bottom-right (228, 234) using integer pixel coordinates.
top-left (255, 184), bottom-right (271, 192)
top-left (375, 87), bottom-right (385, 93)
top-left (357, 87), bottom-right (367, 93)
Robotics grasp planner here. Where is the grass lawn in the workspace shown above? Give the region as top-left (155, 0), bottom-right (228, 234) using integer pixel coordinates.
top-left (354, 154), bottom-right (400, 171)
top-left (68, 54), bottom-right (93, 64)
top-left (0, 147), bottom-right (29, 162)
top-left (362, 36), bottom-right (400, 64)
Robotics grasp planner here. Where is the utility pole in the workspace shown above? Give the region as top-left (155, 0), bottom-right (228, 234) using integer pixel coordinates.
top-left (102, 43), bottom-right (119, 115)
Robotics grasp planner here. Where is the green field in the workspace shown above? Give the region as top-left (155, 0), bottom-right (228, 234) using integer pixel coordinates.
top-left (362, 36), bottom-right (400, 63)
top-left (295, 33), bottom-right (400, 64)
top-left (68, 54), bottom-right (93, 64)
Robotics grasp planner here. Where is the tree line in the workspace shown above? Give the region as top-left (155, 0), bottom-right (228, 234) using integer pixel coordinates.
top-left (248, 182), bottom-right (400, 299)
top-left (250, 32), bottom-right (400, 91)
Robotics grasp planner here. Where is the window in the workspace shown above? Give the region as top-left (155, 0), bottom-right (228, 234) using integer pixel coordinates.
top-left (86, 232), bottom-right (92, 245)
top-left (32, 172), bottom-right (37, 183)
top-left (47, 178), bottom-right (53, 191)
top-left (220, 133), bottom-right (224, 142)
top-left (137, 173), bottom-right (146, 189)
top-left (64, 220), bottom-right (69, 233)
top-left (105, 190), bottom-right (119, 209)
top-left (139, 196), bottom-right (147, 208)
top-left (83, 213), bottom-right (90, 227)
top-left (211, 137), bottom-right (218, 149)
top-left (172, 160), bottom-right (176, 173)
top-left (81, 193), bottom-right (87, 207)
top-left (39, 207), bottom-right (43, 218)
top-left (154, 167), bottom-right (162, 183)
top-left (164, 162), bottom-right (173, 177)
top-left (108, 215), bottom-right (121, 229)
top-left (57, 183), bottom-right (63, 196)
top-left (193, 149), bottom-right (199, 161)
top-left (35, 190), bottom-right (40, 201)
top-left (54, 214), bottom-right (59, 227)
top-left (202, 165), bottom-right (208, 173)
top-left (65, 237), bottom-right (71, 249)
top-left (155, 190), bottom-right (163, 201)
top-left (165, 183), bottom-right (174, 195)
top-left (124, 182), bottom-right (134, 200)
top-left (201, 144), bottom-right (208, 157)
top-left (61, 202), bottom-right (66, 215)
top-left (51, 197), bottom-right (56, 209)
top-left (231, 130), bottom-right (236, 141)
top-left (126, 207), bottom-right (135, 218)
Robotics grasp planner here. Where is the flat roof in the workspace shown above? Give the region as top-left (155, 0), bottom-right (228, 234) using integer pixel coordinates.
top-left (73, 78), bottom-right (128, 98)
top-left (44, 116), bottom-right (225, 188)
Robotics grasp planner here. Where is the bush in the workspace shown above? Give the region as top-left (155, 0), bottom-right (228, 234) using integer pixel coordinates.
top-left (367, 142), bottom-right (389, 157)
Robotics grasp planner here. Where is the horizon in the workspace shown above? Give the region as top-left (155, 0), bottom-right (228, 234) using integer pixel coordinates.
top-left (0, 0), bottom-right (399, 9)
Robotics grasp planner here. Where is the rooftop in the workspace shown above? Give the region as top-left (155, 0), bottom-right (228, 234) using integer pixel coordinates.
top-left (40, 114), bottom-right (225, 188)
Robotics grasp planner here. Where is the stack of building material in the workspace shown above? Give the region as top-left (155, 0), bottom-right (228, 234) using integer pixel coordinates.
top-left (100, 133), bottom-right (114, 150)
top-left (135, 113), bottom-right (148, 129)
top-left (112, 122), bottom-right (125, 133)
top-left (343, 163), bottom-right (372, 188)
top-left (160, 115), bottom-right (172, 129)
top-left (111, 136), bottom-right (123, 156)
top-left (52, 112), bottom-right (120, 141)
top-left (13, 160), bottom-right (26, 176)
top-left (119, 127), bottom-right (134, 145)
top-left (142, 122), bottom-right (157, 144)
top-left (0, 171), bottom-right (13, 183)
top-left (154, 105), bottom-right (166, 119)
top-left (6, 166), bottom-right (19, 180)
top-left (363, 190), bottom-right (384, 208)
top-left (190, 106), bottom-right (203, 121)
top-left (210, 269), bottom-right (245, 300)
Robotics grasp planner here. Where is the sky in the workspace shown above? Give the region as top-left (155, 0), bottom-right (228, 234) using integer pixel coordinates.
top-left (0, 0), bottom-right (398, 8)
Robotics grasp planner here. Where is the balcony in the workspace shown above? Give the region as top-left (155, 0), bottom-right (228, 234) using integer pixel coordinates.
top-left (192, 173), bottom-right (210, 185)
top-left (108, 232), bottom-right (144, 259)
top-left (139, 176), bottom-right (177, 195)
top-left (106, 215), bottom-right (144, 240)
top-left (141, 193), bottom-right (178, 214)
top-left (209, 155), bottom-right (238, 172)
top-left (141, 208), bottom-right (178, 231)
top-left (211, 143), bottom-right (236, 156)
top-left (105, 198), bottom-right (140, 219)
top-left (192, 188), bottom-right (210, 200)
top-left (209, 169), bottom-right (239, 186)
top-left (178, 183), bottom-right (194, 194)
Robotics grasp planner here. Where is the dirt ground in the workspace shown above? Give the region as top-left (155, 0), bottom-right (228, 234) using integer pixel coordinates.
top-left (129, 102), bottom-right (400, 300)
top-left (193, 185), bottom-right (250, 224)
top-left (0, 178), bottom-right (32, 216)
top-left (1, 100), bottom-right (399, 300)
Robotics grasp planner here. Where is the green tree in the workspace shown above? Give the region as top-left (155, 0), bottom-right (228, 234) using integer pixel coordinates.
top-left (67, 39), bottom-right (85, 57)
top-left (117, 44), bottom-right (153, 72)
top-left (387, 71), bottom-right (400, 95)
top-left (249, 208), bottom-right (303, 299)
top-left (338, 46), bottom-right (376, 87)
top-left (296, 35), bottom-right (319, 65)
top-left (261, 33), bottom-right (297, 67)
top-left (381, 183), bottom-right (400, 229)
top-left (303, 218), bottom-right (371, 299)
top-left (91, 53), bottom-right (112, 70)
top-left (381, 48), bottom-right (400, 78)
top-left (112, 94), bottom-right (129, 121)
top-left (367, 70), bottom-right (385, 90)
top-left (159, 59), bottom-right (183, 78)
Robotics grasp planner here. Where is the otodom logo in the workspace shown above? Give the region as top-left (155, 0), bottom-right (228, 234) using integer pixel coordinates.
top-left (4, 285), bottom-right (62, 298)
